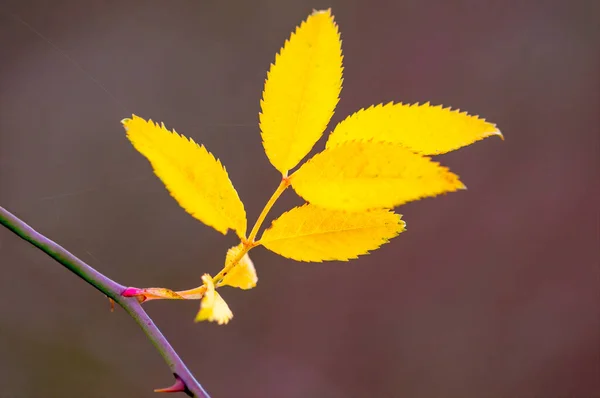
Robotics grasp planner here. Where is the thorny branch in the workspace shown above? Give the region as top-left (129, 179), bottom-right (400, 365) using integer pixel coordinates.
top-left (0, 205), bottom-right (210, 398)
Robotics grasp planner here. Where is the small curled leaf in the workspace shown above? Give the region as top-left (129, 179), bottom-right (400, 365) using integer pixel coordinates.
top-left (195, 274), bottom-right (233, 325)
top-left (217, 244), bottom-right (258, 290)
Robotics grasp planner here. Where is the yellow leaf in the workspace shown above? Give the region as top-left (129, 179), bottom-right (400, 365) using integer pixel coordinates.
top-left (260, 204), bottom-right (405, 262)
top-left (260, 9), bottom-right (343, 174)
top-left (326, 102), bottom-right (502, 155)
top-left (217, 244), bottom-right (258, 290)
top-left (122, 115), bottom-right (247, 238)
top-left (291, 141), bottom-right (465, 211)
top-left (195, 274), bottom-right (233, 325)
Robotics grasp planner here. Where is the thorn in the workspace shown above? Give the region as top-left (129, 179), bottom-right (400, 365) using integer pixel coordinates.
top-left (109, 298), bottom-right (115, 312)
top-left (154, 375), bottom-right (188, 394)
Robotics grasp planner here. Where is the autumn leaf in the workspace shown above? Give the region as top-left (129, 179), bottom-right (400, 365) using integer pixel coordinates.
top-left (290, 141), bottom-right (465, 211)
top-left (217, 244), bottom-right (258, 289)
top-left (195, 274), bottom-right (233, 325)
top-left (260, 204), bottom-right (405, 262)
top-left (326, 102), bottom-right (502, 155)
top-left (123, 115), bottom-right (247, 238)
top-left (260, 8), bottom-right (343, 174)
top-left (117, 8), bottom-right (502, 329)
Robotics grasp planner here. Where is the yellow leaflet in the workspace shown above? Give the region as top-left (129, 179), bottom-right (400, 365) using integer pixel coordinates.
top-left (291, 141), bottom-right (465, 211)
top-left (195, 274), bottom-right (233, 325)
top-left (217, 244), bottom-right (258, 290)
top-left (123, 115), bottom-right (247, 238)
top-left (326, 102), bottom-right (502, 155)
top-left (260, 9), bottom-right (343, 174)
top-left (260, 204), bottom-right (405, 262)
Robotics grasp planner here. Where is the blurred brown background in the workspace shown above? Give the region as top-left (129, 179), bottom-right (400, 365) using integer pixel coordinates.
top-left (1, 0), bottom-right (598, 397)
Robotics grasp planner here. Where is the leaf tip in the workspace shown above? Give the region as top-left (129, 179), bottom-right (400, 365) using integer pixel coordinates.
top-left (121, 114), bottom-right (142, 128)
top-left (492, 128), bottom-right (504, 141)
top-left (312, 8), bottom-right (332, 16)
top-left (121, 116), bottom-right (135, 130)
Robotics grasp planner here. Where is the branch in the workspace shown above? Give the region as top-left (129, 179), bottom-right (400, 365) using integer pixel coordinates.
top-left (0, 205), bottom-right (210, 398)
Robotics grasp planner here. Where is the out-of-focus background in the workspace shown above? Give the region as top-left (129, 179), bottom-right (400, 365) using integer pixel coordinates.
top-left (0, 0), bottom-right (598, 397)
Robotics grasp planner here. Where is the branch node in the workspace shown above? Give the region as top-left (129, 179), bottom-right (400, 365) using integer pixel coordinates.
top-left (122, 287), bottom-right (147, 303)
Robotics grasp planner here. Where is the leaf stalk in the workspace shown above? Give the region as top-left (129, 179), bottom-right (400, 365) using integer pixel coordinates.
top-left (247, 177), bottom-right (291, 242)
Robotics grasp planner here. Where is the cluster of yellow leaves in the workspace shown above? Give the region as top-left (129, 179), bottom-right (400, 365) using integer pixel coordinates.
top-left (122, 9), bottom-right (501, 325)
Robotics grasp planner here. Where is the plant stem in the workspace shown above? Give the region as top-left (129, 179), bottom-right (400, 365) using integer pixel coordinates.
top-left (139, 177), bottom-right (292, 294)
top-left (0, 205), bottom-right (210, 398)
top-left (247, 177), bottom-right (290, 242)
top-left (211, 177), bottom-right (291, 284)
